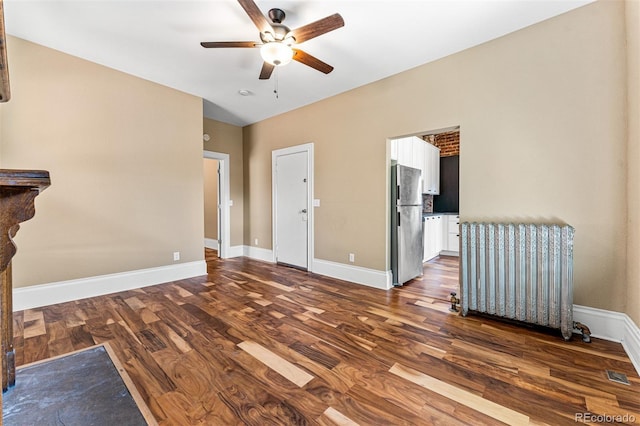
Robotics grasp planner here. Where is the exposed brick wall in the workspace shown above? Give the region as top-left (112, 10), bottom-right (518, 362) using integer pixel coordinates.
top-left (423, 131), bottom-right (460, 157)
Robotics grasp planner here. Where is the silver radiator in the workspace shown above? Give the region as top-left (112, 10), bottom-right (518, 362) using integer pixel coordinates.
top-left (460, 222), bottom-right (575, 340)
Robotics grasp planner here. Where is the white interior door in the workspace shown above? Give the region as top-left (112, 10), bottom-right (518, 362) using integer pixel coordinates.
top-left (275, 151), bottom-right (309, 269)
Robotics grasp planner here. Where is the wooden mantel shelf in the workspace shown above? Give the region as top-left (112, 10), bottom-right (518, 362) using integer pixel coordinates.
top-left (0, 169), bottom-right (50, 392)
top-left (0, 169), bottom-right (51, 189)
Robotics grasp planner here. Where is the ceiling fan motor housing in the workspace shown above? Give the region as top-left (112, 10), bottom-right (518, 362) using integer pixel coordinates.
top-left (261, 23), bottom-right (292, 43)
top-left (268, 8), bottom-right (286, 24)
top-left (261, 9), bottom-right (292, 43)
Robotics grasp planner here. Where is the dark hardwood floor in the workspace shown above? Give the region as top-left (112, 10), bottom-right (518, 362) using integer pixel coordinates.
top-left (9, 249), bottom-right (640, 425)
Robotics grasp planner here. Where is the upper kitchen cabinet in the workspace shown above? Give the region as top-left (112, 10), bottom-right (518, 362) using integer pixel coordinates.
top-left (391, 136), bottom-right (439, 194)
top-left (423, 142), bottom-right (440, 195)
top-left (393, 137), bottom-right (420, 170)
top-left (399, 138), bottom-right (417, 169)
top-left (391, 139), bottom-right (398, 161)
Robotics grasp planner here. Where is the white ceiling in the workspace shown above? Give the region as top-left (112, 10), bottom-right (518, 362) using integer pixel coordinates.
top-left (4, 0), bottom-right (594, 127)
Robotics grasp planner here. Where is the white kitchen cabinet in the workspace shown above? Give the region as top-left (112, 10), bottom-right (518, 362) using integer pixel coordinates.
top-left (412, 137), bottom-right (425, 174)
top-left (435, 215), bottom-right (443, 255)
top-left (395, 137), bottom-right (414, 168)
top-left (393, 137), bottom-right (422, 172)
top-left (441, 214), bottom-right (459, 255)
top-left (423, 218), bottom-right (429, 262)
top-left (392, 137), bottom-right (439, 195)
top-left (432, 145), bottom-right (441, 194)
top-left (423, 215), bottom-right (443, 262)
top-left (423, 143), bottom-right (440, 195)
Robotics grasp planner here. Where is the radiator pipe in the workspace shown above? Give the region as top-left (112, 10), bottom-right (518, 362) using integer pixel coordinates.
top-left (573, 322), bottom-right (592, 343)
top-left (449, 292), bottom-right (460, 312)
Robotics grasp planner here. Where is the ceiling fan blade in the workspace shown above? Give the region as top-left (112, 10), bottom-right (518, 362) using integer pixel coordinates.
top-left (292, 49), bottom-right (334, 74)
top-left (259, 62), bottom-right (275, 80)
top-left (237, 0), bottom-right (273, 34)
top-left (291, 13), bottom-right (344, 44)
top-left (200, 41), bottom-right (258, 48)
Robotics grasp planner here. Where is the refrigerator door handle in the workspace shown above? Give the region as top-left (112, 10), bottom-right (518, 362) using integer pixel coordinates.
top-left (397, 211), bottom-right (401, 227)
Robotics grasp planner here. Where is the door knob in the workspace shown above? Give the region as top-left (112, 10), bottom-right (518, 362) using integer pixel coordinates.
top-left (301, 209), bottom-right (307, 213)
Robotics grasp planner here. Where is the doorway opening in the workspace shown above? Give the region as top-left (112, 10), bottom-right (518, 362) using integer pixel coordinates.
top-left (203, 151), bottom-right (230, 259)
top-left (388, 126), bottom-right (460, 302)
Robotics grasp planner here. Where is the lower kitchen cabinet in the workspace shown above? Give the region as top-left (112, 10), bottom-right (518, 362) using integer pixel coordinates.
top-left (423, 215), bottom-right (443, 262)
top-left (442, 214), bottom-right (460, 255)
top-left (424, 214), bottom-right (459, 262)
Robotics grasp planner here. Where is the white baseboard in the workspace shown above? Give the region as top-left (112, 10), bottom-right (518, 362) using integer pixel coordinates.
top-left (574, 305), bottom-right (640, 375)
top-left (205, 242), bottom-right (242, 259)
top-left (240, 247), bottom-right (392, 289)
top-left (204, 238), bottom-right (218, 250)
top-left (228, 245), bottom-right (245, 258)
top-left (312, 259), bottom-right (392, 290)
top-left (622, 314), bottom-right (640, 376)
top-left (243, 246), bottom-right (275, 263)
top-left (13, 260), bottom-right (207, 312)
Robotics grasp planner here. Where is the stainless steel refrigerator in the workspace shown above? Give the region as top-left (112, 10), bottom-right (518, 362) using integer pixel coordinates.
top-left (391, 164), bottom-right (424, 286)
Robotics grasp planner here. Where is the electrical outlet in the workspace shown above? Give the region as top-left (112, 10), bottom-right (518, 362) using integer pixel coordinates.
top-left (349, 253), bottom-right (355, 263)
top-left (173, 251), bottom-right (180, 261)
top-left (254, 238), bottom-right (259, 246)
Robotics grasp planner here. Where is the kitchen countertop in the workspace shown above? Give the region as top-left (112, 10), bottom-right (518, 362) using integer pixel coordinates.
top-left (423, 212), bottom-right (458, 217)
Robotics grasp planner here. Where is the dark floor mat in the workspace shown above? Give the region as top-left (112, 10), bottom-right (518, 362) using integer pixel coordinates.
top-left (3, 344), bottom-right (154, 426)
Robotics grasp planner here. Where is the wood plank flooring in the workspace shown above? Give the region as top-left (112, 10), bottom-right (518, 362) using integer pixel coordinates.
top-left (9, 250), bottom-right (640, 425)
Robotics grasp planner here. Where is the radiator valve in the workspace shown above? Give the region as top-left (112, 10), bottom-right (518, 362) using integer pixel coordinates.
top-left (449, 292), bottom-right (460, 312)
top-left (573, 322), bottom-right (592, 343)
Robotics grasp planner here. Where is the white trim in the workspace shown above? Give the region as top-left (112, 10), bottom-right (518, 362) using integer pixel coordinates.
top-left (13, 261), bottom-right (206, 311)
top-left (573, 305), bottom-right (640, 375)
top-left (241, 245), bottom-right (394, 289)
top-left (272, 143), bottom-right (314, 271)
top-left (204, 238), bottom-right (218, 250)
top-left (243, 246), bottom-right (275, 263)
top-left (622, 315), bottom-right (640, 374)
top-left (573, 305), bottom-right (627, 342)
top-left (623, 315), bottom-right (640, 376)
top-left (241, 248), bottom-right (393, 289)
top-left (228, 245), bottom-right (245, 258)
top-left (204, 151), bottom-right (231, 259)
top-left (312, 258), bottom-right (393, 290)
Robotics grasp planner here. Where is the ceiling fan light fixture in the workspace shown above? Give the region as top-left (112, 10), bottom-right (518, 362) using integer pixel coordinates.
top-left (200, 1), bottom-right (344, 79)
top-left (260, 41), bottom-right (293, 66)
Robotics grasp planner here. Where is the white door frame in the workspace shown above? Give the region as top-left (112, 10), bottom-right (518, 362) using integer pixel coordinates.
top-left (204, 150), bottom-right (231, 259)
top-left (272, 143), bottom-right (314, 271)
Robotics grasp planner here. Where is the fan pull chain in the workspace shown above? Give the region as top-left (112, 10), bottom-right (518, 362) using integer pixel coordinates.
top-left (273, 67), bottom-right (279, 99)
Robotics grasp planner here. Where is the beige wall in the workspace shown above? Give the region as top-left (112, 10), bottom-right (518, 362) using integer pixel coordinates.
top-left (203, 158), bottom-right (218, 240)
top-left (243, 1), bottom-right (629, 312)
top-left (203, 118), bottom-right (244, 247)
top-left (0, 36), bottom-right (204, 287)
top-left (626, 0), bottom-right (640, 325)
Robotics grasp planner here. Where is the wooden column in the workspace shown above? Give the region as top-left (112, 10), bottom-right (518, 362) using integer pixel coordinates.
top-left (0, 170), bottom-right (50, 392)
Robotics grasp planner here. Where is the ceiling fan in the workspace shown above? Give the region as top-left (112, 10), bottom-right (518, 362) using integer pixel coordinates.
top-left (200, 0), bottom-right (344, 80)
